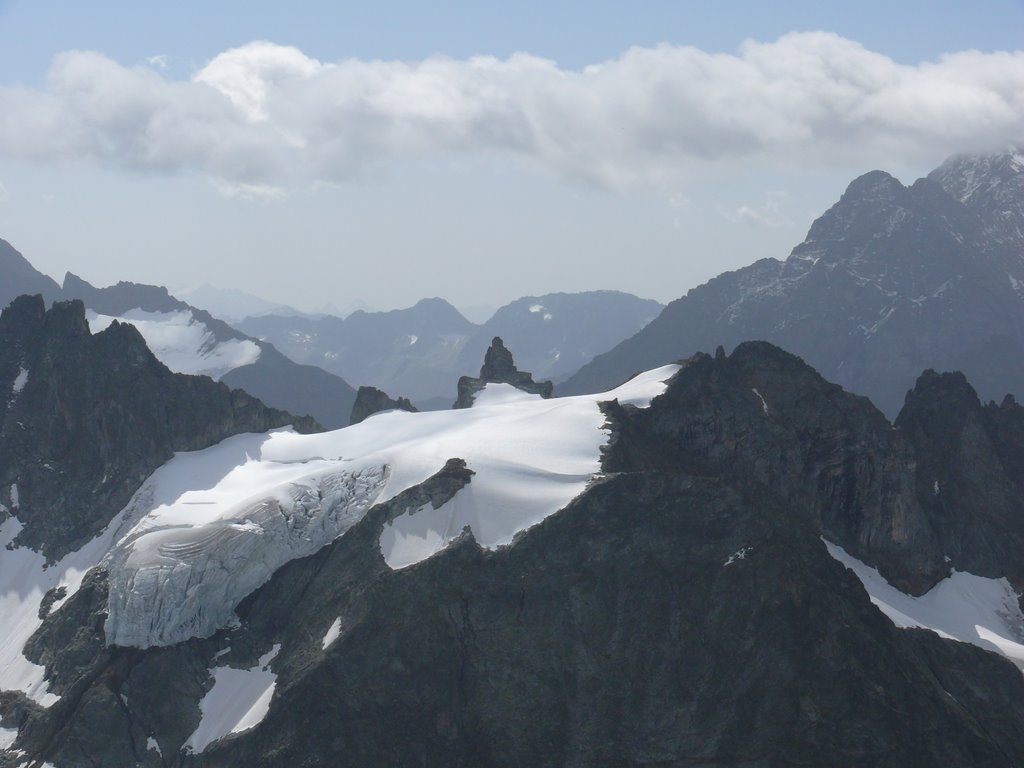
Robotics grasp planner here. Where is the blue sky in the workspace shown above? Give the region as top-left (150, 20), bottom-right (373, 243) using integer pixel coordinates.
top-left (3, 0), bottom-right (1023, 77)
top-left (0, 1), bottom-right (1021, 314)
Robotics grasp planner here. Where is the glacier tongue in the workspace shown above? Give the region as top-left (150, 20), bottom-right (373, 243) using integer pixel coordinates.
top-left (100, 363), bottom-right (680, 649)
top-left (105, 464), bottom-right (387, 648)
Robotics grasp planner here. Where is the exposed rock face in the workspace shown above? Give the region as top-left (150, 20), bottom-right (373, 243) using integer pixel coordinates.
top-left (0, 295), bottom-right (319, 560)
top-left (453, 337), bottom-right (553, 408)
top-left (894, 369), bottom-right (1024, 585)
top-left (563, 150), bottom-right (1024, 418)
top-left (10, 343), bottom-right (1024, 767)
top-left (349, 385), bottom-right (418, 425)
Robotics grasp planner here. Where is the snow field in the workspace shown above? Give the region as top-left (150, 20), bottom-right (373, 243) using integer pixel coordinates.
top-left (86, 308), bottom-right (261, 379)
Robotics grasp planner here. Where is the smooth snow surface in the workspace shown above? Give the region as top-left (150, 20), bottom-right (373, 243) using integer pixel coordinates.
top-left (102, 364), bottom-right (679, 647)
top-left (86, 309), bottom-right (261, 379)
top-left (11, 368), bottom-right (28, 394)
top-left (379, 368), bottom-right (677, 569)
top-left (185, 644), bottom-right (280, 754)
top-left (322, 617), bottom-right (342, 650)
top-left (0, 726), bottom-right (17, 749)
top-left (146, 736), bottom-right (161, 755)
top-left (825, 540), bottom-right (1024, 668)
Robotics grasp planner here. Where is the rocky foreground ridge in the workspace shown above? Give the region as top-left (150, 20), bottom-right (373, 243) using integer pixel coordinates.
top-left (3, 331), bottom-right (1024, 765)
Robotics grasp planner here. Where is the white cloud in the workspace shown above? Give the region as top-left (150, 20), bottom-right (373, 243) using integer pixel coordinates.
top-left (730, 190), bottom-right (789, 228)
top-left (0, 181), bottom-right (8, 203)
top-left (668, 192), bottom-right (691, 228)
top-left (146, 54), bottom-right (170, 70)
top-left (0, 33), bottom-right (1021, 195)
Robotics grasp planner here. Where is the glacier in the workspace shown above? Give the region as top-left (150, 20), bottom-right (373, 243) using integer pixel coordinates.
top-left (101, 364), bottom-right (680, 649)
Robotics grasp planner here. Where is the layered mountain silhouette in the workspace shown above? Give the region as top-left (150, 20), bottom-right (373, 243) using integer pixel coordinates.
top-left (240, 291), bottom-right (661, 405)
top-left (241, 297), bottom-right (476, 405)
top-left (562, 149), bottom-right (1024, 418)
top-left (0, 241), bottom-right (357, 429)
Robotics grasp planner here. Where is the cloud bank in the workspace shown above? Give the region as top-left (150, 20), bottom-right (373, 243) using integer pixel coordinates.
top-left (0, 33), bottom-right (1021, 192)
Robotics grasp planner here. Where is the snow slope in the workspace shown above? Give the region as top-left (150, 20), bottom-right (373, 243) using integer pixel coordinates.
top-left (0, 509), bottom-right (140, 707)
top-left (184, 644), bottom-right (281, 754)
top-left (102, 364), bottom-right (680, 649)
top-left (86, 308), bottom-right (261, 379)
top-left (825, 540), bottom-right (1024, 668)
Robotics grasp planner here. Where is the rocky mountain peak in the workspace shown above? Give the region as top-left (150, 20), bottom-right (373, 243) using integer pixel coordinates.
top-left (454, 336), bottom-right (553, 408)
top-left (349, 385), bottom-right (418, 425)
top-left (928, 147), bottom-right (1024, 250)
top-left (480, 336), bottom-right (516, 379)
top-left (0, 297), bottom-right (320, 559)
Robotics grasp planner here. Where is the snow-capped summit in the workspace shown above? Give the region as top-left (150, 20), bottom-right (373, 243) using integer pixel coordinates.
top-left (928, 147), bottom-right (1024, 260)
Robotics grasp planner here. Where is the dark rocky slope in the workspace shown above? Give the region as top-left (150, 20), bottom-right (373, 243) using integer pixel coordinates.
top-left (9, 343), bottom-right (1024, 766)
top-left (349, 385), bottom-right (418, 425)
top-left (0, 295), bottom-right (318, 560)
top-left (563, 151), bottom-right (1024, 418)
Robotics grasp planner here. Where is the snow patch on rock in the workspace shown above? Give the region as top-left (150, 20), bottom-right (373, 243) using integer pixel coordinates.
top-left (321, 617), bottom-right (342, 650)
top-left (825, 539), bottom-right (1024, 669)
top-left (11, 368), bottom-right (28, 395)
top-left (0, 726), bottom-right (17, 749)
top-left (184, 644), bottom-right (280, 754)
top-left (86, 309), bottom-right (260, 380)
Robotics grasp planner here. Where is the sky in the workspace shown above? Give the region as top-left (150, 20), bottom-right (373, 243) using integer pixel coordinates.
top-left (0, 0), bottom-right (1022, 316)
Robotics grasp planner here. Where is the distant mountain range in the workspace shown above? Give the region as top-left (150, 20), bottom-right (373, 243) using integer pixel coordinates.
top-left (0, 238), bottom-right (663, 423)
top-left (240, 291), bottom-right (663, 405)
top-left (562, 148), bottom-right (1024, 418)
top-left (0, 244), bottom-right (357, 429)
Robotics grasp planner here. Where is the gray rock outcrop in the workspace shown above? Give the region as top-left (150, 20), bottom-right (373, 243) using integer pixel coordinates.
top-left (453, 337), bottom-right (553, 408)
top-left (349, 386), bottom-right (418, 425)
